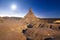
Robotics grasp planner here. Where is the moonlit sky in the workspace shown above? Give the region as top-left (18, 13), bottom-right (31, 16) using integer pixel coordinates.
top-left (0, 0), bottom-right (60, 18)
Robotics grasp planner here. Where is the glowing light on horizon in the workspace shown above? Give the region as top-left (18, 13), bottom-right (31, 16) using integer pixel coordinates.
top-left (55, 20), bottom-right (60, 23)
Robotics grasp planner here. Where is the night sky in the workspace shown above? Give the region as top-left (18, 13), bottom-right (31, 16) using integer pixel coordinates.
top-left (0, 0), bottom-right (60, 18)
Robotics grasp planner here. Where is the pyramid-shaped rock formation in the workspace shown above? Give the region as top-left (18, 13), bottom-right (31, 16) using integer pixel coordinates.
top-left (24, 8), bottom-right (36, 19)
top-left (24, 8), bottom-right (40, 24)
top-left (18, 8), bottom-right (46, 32)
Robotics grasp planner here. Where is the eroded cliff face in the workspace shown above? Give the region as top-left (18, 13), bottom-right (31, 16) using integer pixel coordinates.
top-left (24, 28), bottom-right (58, 40)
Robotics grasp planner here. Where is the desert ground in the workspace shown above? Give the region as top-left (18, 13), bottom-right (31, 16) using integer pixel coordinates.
top-left (0, 17), bottom-right (60, 40)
